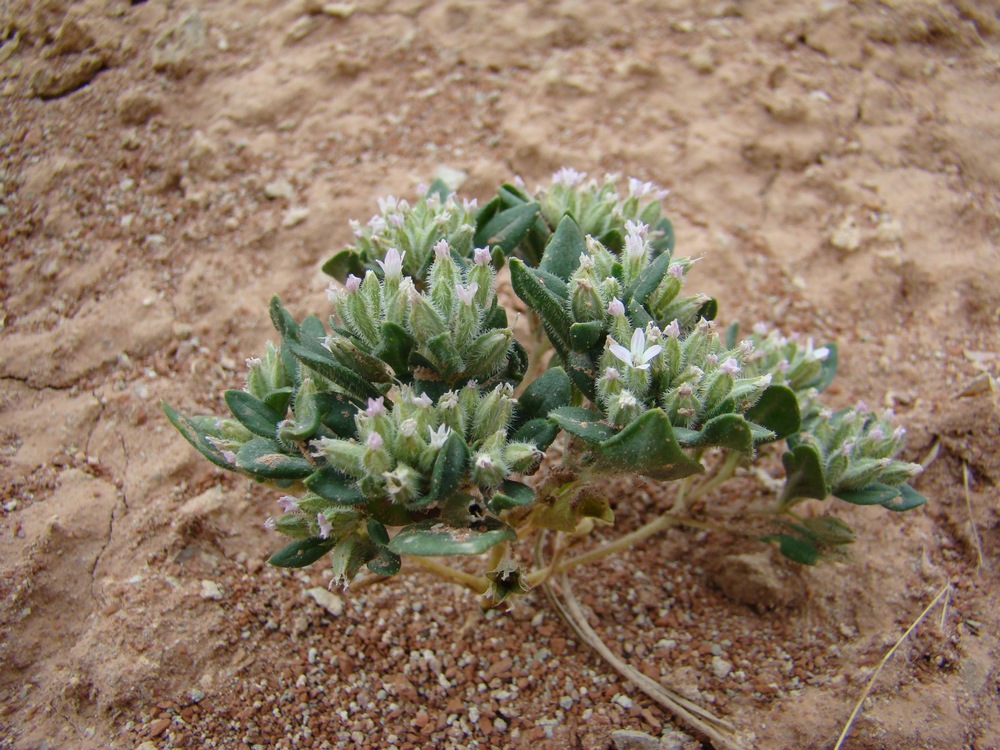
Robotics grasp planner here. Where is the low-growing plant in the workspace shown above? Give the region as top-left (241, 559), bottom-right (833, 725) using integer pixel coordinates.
top-left (163, 169), bottom-right (926, 745)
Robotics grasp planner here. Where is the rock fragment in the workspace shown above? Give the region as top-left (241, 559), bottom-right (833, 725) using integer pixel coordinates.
top-left (30, 54), bottom-right (105, 99)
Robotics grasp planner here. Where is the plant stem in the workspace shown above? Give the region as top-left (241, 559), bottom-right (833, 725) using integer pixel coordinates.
top-left (687, 450), bottom-right (742, 501)
top-left (405, 556), bottom-right (489, 594)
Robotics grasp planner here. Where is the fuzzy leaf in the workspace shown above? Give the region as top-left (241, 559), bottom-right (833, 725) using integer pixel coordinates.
top-left (515, 367), bottom-right (572, 425)
top-left (744, 385), bottom-right (801, 441)
top-left (765, 533), bottom-right (820, 565)
top-left (565, 350), bottom-right (599, 403)
top-left (880, 483), bottom-right (927, 512)
top-left (780, 444), bottom-right (829, 503)
top-left (549, 406), bottom-right (615, 443)
top-left (509, 258), bottom-right (574, 359)
top-left (816, 343), bottom-right (838, 392)
top-left (473, 201), bottom-right (541, 256)
top-left (321, 249), bottom-right (365, 282)
top-left (425, 177), bottom-right (451, 202)
top-left (236, 437), bottom-right (314, 480)
top-left (488, 480), bottom-right (536, 513)
top-left (836, 483), bottom-right (901, 506)
top-left (304, 468), bottom-right (367, 505)
top-left (286, 338), bottom-right (382, 402)
top-left (624, 252), bottom-right (671, 310)
top-left (387, 518), bottom-right (516, 557)
top-left (374, 321), bottom-right (414, 377)
top-left (650, 217), bottom-right (675, 255)
top-left (427, 432), bottom-right (470, 503)
top-left (329, 533), bottom-right (377, 583)
top-left (314, 392), bottom-right (359, 438)
top-left (596, 409), bottom-right (703, 480)
top-left (268, 536), bottom-right (335, 568)
top-left (224, 390), bottom-right (285, 438)
top-left (367, 547), bottom-right (402, 576)
top-left (427, 331), bottom-right (465, 380)
top-left (162, 403), bottom-right (232, 469)
top-left (569, 321), bottom-right (606, 353)
top-left (539, 214), bottom-right (586, 281)
top-left (680, 413), bottom-right (755, 456)
top-left (511, 418), bottom-right (561, 451)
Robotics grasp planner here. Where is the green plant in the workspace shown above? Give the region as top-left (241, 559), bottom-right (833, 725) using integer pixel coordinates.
top-left (164, 170), bottom-right (928, 747)
top-left (165, 170), bottom-right (925, 603)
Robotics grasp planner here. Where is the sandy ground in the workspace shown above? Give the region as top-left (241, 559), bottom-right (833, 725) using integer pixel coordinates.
top-left (1, 1), bottom-right (999, 748)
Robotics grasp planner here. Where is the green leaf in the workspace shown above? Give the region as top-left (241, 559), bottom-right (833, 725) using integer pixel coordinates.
top-left (321, 249), bottom-right (365, 282)
top-left (815, 343), bottom-right (838, 392)
top-left (698, 297), bottom-right (718, 322)
top-left (367, 547), bottom-right (402, 576)
top-left (624, 252), bottom-right (671, 310)
top-left (549, 406), bottom-right (615, 443)
top-left (509, 258), bottom-right (574, 359)
top-left (539, 214), bottom-right (586, 281)
top-left (427, 331), bottom-right (465, 379)
top-left (650, 216), bottom-right (675, 255)
top-left (473, 201), bottom-right (541, 257)
top-left (304, 468), bottom-right (366, 505)
top-left (596, 409), bottom-right (704, 480)
top-left (329, 533), bottom-right (378, 583)
top-left (269, 296), bottom-right (300, 341)
top-left (427, 432), bottom-right (470, 503)
top-left (511, 418), bottom-right (561, 451)
top-left (314, 392), bottom-right (359, 438)
top-left (764, 533), bottom-right (820, 565)
top-left (286, 338), bottom-right (382, 402)
top-left (780, 444), bottom-right (829, 504)
top-left (569, 321), bottom-right (606, 352)
top-left (224, 390), bottom-right (285, 438)
top-left (268, 536), bottom-right (335, 568)
top-left (387, 518), bottom-right (516, 556)
top-left (881, 483), bottom-right (927, 512)
top-left (425, 177), bottom-right (451, 201)
top-left (680, 414), bottom-right (755, 456)
top-left (264, 388), bottom-right (293, 416)
top-left (235, 437), bottom-right (314, 480)
top-left (488, 479), bottom-right (535, 513)
top-left (366, 518), bottom-right (390, 545)
top-left (565, 350), bottom-right (599, 403)
top-left (744, 385), bottom-right (801, 442)
top-left (162, 402), bottom-right (232, 469)
top-left (374, 321), bottom-right (414, 377)
top-left (835, 483), bottom-right (901, 506)
top-left (515, 367), bottom-right (572, 424)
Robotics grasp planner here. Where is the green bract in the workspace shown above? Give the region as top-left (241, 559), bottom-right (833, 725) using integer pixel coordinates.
top-left (164, 171), bottom-right (927, 598)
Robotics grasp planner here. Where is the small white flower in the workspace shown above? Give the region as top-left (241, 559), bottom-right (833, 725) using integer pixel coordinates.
top-left (463, 197), bottom-right (479, 211)
top-left (344, 274), bottom-right (362, 293)
top-left (476, 455), bottom-right (495, 470)
top-left (473, 247), bottom-right (491, 266)
top-left (317, 513), bottom-right (332, 539)
top-left (264, 516), bottom-right (276, 531)
top-left (663, 319), bottom-right (681, 339)
top-left (349, 219), bottom-right (363, 237)
top-left (399, 419), bottom-right (418, 438)
top-left (412, 392), bottom-right (433, 409)
top-left (376, 248), bottom-right (405, 280)
top-left (428, 424), bottom-right (452, 449)
top-left (455, 282), bottom-right (479, 306)
top-left (277, 496), bottom-right (299, 513)
top-left (603, 366), bottom-right (621, 382)
top-left (719, 357), bottom-right (740, 375)
top-left (624, 231), bottom-right (647, 262)
top-left (752, 322), bottom-right (769, 336)
top-left (839, 440), bottom-right (855, 457)
top-left (608, 328), bottom-right (662, 371)
top-left (552, 167), bottom-right (586, 186)
top-left (869, 426), bottom-right (885, 441)
top-left (245, 357), bottom-right (262, 369)
top-left (668, 264), bottom-right (684, 279)
top-left (624, 219), bottom-right (649, 237)
top-left (366, 432), bottom-right (384, 450)
top-left (364, 396), bottom-right (386, 417)
top-left (434, 239), bottom-right (450, 259)
top-left (439, 390), bottom-right (459, 409)
top-left (221, 450), bottom-right (237, 465)
top-left (813, 346), bottom-right (830, 361)
top-left (388, 212), bottom-right (405, 227)
top-left (377, 195), bottom-right (398, 214)
top-left (893, 426), bottom-right (906, 440)
top-left (706, 353), bottom-right (718, 366)
top-left (368, 215), bottom-right (387, 234)
top-left (607, 298), bottom-right (625, 316)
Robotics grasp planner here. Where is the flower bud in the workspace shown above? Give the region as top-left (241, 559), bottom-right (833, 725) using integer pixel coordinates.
top-left (503, 441), bottom-right (544, 474)
top-left (607, 389), bottom-right (643, 428)
top-left (314, 437), bottom-right (366, 478)
top-left (429, 245), bottom-right (459, 315)
top-left (471, 431), bottom-right (509, 488)
top-left (570, 277), bottom-right (605, 323)
top-left (362, 431), bottom-right (393, 476)
top-left (407, 286), bottom-right (447, 342)
top-left (472, 384), bottom-right (515, 443)
top-left (875, 459), bottom-right (922, 487)
top-left (464, 328), bottom-right (513, 379)
top-left (383, 462), bottom-right (423, 505)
